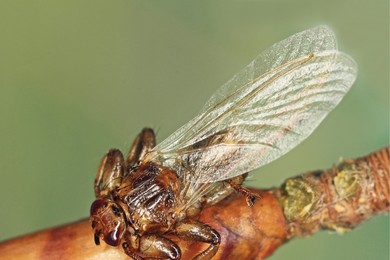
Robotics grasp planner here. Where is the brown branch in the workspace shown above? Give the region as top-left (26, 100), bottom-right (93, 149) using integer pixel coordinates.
top-left (0, 146), bottom-right (388, 260)
top-left (274, 145), bottom-right (389, 238)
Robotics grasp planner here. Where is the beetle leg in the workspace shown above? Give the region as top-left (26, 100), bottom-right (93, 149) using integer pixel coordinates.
top-left (203, 181), bottom-right (236, 206)
top-left (173, 220), bottom-right (220, 260)
top-left (122, 233), bottom-right (181, 260)
top-left (205, 173), bottom-right (260, 207)
top-left (204, 173), bottom-right (244, 205)
top-left (94, 149), bottom-right (125, 198)
top-left (225, 174), bottom-right (261, 207)
top-left (126, 128), bottom-right (156, 167)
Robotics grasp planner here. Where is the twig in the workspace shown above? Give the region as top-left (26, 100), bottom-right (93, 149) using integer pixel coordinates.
top-left (0, 146), bottom-right (388, 260)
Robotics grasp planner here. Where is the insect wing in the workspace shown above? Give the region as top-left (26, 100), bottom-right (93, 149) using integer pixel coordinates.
top-left (147, 26), bottom-right (357, 184)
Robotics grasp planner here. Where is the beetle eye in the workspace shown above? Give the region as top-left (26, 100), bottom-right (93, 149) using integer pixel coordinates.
top-left (111, 205), bottom-right (121, 217)
top-left (104, 230), bottom-right (120, 246)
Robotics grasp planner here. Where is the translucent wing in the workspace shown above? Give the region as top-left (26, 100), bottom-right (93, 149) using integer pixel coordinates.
top-left (145, 26), bottom-right (357, 186)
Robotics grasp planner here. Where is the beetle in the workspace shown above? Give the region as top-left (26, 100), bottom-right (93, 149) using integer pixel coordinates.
top-left (90, 26), bottom-right (357, 259)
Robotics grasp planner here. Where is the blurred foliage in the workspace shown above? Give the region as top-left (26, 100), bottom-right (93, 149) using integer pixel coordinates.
top-left (0, 1), bottom-right (388, 260)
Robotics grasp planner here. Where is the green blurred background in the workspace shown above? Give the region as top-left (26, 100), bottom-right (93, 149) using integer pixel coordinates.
top-left (0, 1), bottom-right (388, 259)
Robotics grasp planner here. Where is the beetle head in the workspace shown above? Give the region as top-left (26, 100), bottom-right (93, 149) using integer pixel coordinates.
top-left (90, 198), bottom-right (126, 247)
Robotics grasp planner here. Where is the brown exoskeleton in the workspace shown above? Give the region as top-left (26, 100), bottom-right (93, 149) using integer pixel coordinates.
top-left (90, 26), bottom-right (357, 259)
top-left (91, 128), bottom-right (252, 259)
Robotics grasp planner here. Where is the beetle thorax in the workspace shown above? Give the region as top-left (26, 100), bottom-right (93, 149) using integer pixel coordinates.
top-left (116, 162), bottom-right (181, 235)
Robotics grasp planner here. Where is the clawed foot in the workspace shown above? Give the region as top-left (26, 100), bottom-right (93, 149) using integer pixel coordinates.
top-left (245, 192), bottom-right (261, 207)
top-left (225, 178), bottom-right (261, 207)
